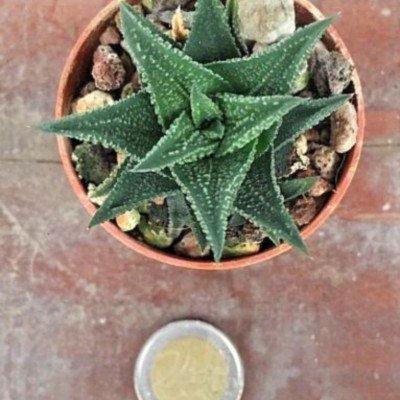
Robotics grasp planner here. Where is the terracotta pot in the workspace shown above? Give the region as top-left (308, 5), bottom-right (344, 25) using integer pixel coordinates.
top-left (56, 0), bottom-right (365, 270)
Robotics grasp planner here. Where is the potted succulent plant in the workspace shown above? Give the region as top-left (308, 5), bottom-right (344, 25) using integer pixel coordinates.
top-left (38, 0), bottom-right (364, 269)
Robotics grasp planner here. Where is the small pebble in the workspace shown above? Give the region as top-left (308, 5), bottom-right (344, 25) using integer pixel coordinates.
top-left (330, 102), bottom-right (358, 153)
top-left (237, 0), bottom-right (295, 44)
top-left (291, 197), bottom-right (318, 226)
top-left (99, 26), bottom-right (122, 45)
top-left (308, 178), bottom-right (333, 197)
top-left (116, 210), bottom-right (141, 232)
top-left (174, 232), bottom-right (211, 258)
top-left (311, 145), bottom-right (341, 181)
top-left (92, 45), bottom-right (126, 91)
top-left (142, 0), bottom-right (192, 12)
top-left (311, 42), bottom-right (354, 96)
top-left (72, 90), bottom-right (115, 114)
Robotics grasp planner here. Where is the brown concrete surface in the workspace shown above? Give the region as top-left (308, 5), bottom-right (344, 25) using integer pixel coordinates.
top-left (1, 1), bottom-right (400, 399)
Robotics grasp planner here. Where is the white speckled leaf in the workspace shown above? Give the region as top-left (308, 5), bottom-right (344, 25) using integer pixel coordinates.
top-left (89, 158), bottom-right (179, 227)
top-left (216, 93), bottom-right (304, 156)
top-left (172, 142), bottom-right (257, 261)
top-left (207, 18), bottom-right (334, 95)
top-left (255, 120), bottom-right (282, 157)
top-left (190, 85), bottom-right (222, 128)
top-left (167, 192), bottom-right (208, 250)
top-left (184, 0), bottom-right (241, 63)
top-left (274, 94), bottom-right (351, 149)
top-left (279, 177), bottom-right (319, 201)
top-left (274, 141), bottom-right (294, 178)
top-left (134, 112), bottom-right (218, 172)
top-left (235, 150), bottom-right (307, 253)
top-left (120, 2), bottom-right (231, 128)
top-left (38, 92), bottom-right (162, 160)
top-left (225, 0), bottom-right (249, 55)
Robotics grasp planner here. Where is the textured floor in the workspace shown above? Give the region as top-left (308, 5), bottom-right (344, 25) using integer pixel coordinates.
top-left (1, 1), bottom-right (400, 399)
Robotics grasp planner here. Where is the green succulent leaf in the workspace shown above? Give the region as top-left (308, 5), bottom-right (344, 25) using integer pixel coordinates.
top-left (88, 160), bottom-right (128, 206)
top-left (202, 120), bottom-right (225, 140)
top-left (274, 141), bottom-right (295, 178)
top-left (184, 0), bottom-right (241, 63)
top-left (235, 150), bottom-right (307, 253)
top-left (134, 112), bottom-right (218, 172)
top-left (207, 17), bottom-right (334, 95)
top-left (89, 158), bottom-right (179, 227)
top-left (279, 177), bottom-right (319, 201)
top-left (38, 92), bottom-right (162, 159)
top-left (167, 191), bottom-right (192, 231)
top-left (167, 192), bottom-right (208, 250)
top-left (225, 0), bottom-right (249, 55)
top-left (275, 94), bottom-right (351, 149)
top-left (120, 1), bottom-right (231, 128)
top-left (255, 121), bottom-right (282, 157)
top-left (216, 94), bottom-right (305, 156)
top-left (190, 85), bottom-right (222, 128)
top-left (172, 142), bottom-right (257, 261)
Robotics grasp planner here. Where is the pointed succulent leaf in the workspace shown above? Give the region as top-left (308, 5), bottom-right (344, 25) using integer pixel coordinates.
top-left (184, 0), bottom-right (241, 63)
top-left (225, 0), bottom-right (249, 55)
top-left (235, 150), bottom-right (307, 253)
top-left (120, 1), bottom-right (231, 128)
top-left (38, 92), bottom-right (162, 159)
top-left (274, 141), bottom-right (295, 178)
top-left (255, 121), bottom-right (282, 157)
top-left (167, 192), bottom-right (208, 250)
top-left (216, 94), bottom-right (305, 156)
top-left (167, 192), bottom-right (192, 231)
top-left (202, 120), bottom-right (225, 140)
top-left (134, 112), bottom-right (218, 172)
top-left (172, 142), bottom-right (257, 261)
top-left (275, 94), bottom-right (351, 149)
top-left (190, 85), bottom-right (222, 128)
top-left (207, 17), bottom-right (334, 95)
top-left (89, 159), bottom-right (179, 227)
top-left (279, 177), bottom-right (319, 201)
top-left (88, 158), bottom-right (131, 206)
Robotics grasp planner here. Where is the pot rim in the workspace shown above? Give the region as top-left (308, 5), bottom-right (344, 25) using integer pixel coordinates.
top-left (56, 0), bottom-right (365, 270)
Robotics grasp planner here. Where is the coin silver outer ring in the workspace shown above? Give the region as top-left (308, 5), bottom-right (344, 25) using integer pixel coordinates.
top-left (134, 320), bottom-right (245, 400)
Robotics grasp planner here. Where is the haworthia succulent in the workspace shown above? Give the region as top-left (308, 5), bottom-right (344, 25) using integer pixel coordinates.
top-left (235, 150), bottom-right (307, 253)
top-left (134, 112), bottom-right (218, 172)
top-left (275, 94), bottom-right (351, 150)
top-left (184, 0), bottom-right (241, 63)
top-left (89, 159), bottom-right (179, 227)
top-left (216, 94), bottom-right (305, 156)
top-left (120, 1), bottom-right (231, 128)
top-left (37, 0), bottom-right (350, 261)
top-left (172, 142), bottom-right (257, 261)
top-left (279, 177), bottom-right (319, 201)
top-left (207, 18), bottom-right (334, 95)
top-left (38, 92), bottom-right (162, 160)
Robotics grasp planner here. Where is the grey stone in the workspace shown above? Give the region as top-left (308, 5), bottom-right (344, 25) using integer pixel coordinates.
top-left (142, 0), bottom-right (192, 12)
top-left (237, 0), bottom-right (296, 44)
top-left (311, 42), bottom-right (354, 96)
